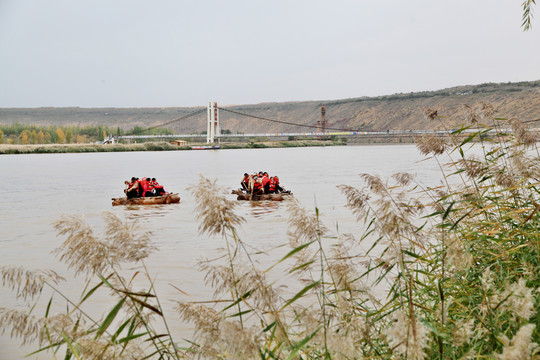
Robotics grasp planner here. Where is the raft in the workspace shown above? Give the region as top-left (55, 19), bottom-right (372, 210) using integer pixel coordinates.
top-left (231, 189), bottom-right (292, 201)
top-left (111, 193), bottom-right (181, 206)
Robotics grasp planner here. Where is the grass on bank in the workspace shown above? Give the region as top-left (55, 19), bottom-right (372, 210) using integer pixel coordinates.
top-left (1, 103), bottom-right (540, 359)
top-left (0, 140), bottom-right (347, 154)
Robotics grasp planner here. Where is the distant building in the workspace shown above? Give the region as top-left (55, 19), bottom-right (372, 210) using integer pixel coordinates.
top-left (169, 140), bottom-right (188, 146)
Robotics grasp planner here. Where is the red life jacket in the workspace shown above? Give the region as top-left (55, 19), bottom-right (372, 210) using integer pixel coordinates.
top-left (268, 177), bottom-right (276, 192)
top-left (269, 178), bottom-right (276, 192)
top-left (262, 175), bottom-right (270, 187)
top-left (274, 177), bottom-right (280, 186)
top-left (140, 178), bottom-right (150, 196)
top-left (253, 179), bottom-right (262, 190)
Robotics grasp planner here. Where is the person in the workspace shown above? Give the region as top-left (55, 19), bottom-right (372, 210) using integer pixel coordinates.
top-left (146, 177), bottom-right (155, 197)
top-left (268, 176), bottom-right (276, 193)
top-left (240, 173), bottom-right (250, 191)
top-left (261, 172), bottom-right (270, 194)
top-left (139, 177), bottom-right (152, 197)
top-left (274, 176), bottom-right (284, 193)
top-left (150, 177), bottom-right (166, 196)
top-left (250, 174), bottom-right (264, 195)
top-left (125, 177), bottom-right (140, 198)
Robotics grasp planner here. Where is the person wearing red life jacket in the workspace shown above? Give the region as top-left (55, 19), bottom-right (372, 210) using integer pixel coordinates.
top-left (139, 177), bottom-right (152, 197)
top-left (251, 175), bottom-right (264, 195)
top-left (268, 177), bottom-right (276, 193)
top-left (150, 177), bottom-right (166, 196)
top-left (240, 173), bottom-right (250, 191)
top-left (146, 178), bottom-right (154, 196)
top-left (274, 176), bottom-right (284, 193)
top-left (125, 177), bottom-right (140, 198)
top-left (261, 172), bottom-right (270, 194)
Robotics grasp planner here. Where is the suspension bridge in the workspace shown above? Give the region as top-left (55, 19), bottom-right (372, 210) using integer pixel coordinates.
top-left (103, 101), bottom-right (538, 145)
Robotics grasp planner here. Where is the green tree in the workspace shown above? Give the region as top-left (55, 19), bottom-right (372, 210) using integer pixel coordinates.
top-left (45, 131), bottom-right (52, 144)
top-left (132, 126), bottom-right (144, 135)
top-left (65, 129), bottom-right (73, 144)
top-left (56, 128), bottom-right (65, 144)
top-left (97, 126), bottom-right (104, 141)
top-left (37, 130), bottom-right (45, 144)
top-left (20, 130), bottom-right (29, 145)
top-left (30, 130), bottom-right (38, 144)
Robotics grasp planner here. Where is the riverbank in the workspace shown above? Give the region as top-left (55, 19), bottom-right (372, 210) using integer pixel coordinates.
top-left (0, 139), bottom-right (347, 154)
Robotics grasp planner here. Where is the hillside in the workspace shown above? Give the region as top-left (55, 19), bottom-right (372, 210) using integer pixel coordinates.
top-left (1, 80), bottom-right (540, 134)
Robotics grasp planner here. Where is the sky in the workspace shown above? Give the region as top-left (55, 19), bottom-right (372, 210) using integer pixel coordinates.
top-left (0, 0), bottom-right (539, 108)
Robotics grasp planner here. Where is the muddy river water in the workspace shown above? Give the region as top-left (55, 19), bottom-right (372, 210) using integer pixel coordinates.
top-left (0, 145), bottom-right (442, 359)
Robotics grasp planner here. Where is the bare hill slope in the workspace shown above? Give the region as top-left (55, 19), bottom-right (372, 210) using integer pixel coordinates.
top-left (1, 81), bottom-right (539, 134)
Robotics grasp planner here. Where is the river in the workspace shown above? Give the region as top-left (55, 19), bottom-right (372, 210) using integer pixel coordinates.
top-left (0, 145), bottom-right (442, 359)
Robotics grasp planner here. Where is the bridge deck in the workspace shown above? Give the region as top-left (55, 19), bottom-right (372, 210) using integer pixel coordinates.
top-left (112, 128), bottom-right (529, 141)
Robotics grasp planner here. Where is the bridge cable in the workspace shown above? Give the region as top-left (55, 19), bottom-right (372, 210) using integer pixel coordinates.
top-left (222, 107), bottom-right (540, 132)
top-left (218, 107), bottom-right (366, 132)
top-left (135, 109), bottom-right (206, 134)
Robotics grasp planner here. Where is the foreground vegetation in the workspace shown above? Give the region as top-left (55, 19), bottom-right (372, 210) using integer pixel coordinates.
top-left (2, 104), bottom-right (540, 359)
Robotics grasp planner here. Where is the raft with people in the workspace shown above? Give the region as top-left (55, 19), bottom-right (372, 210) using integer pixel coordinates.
top-left (112, 176), bottom-right (180, 206)
top-left (233, 171), bottom-right (292, 201)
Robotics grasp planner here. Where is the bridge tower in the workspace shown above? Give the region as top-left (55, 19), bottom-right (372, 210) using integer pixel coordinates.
top-left (317, 105), bottom-right (327, 133)
top-left (206, 101), bottom-right (220, 144)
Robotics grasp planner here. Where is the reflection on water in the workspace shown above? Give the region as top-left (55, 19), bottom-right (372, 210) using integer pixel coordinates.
top-left (122, 203), bottom-right (181, 221)
top-left (0, 145), bottom-right (443, 359)
top-left (247, 200), bottom-right (281, 217)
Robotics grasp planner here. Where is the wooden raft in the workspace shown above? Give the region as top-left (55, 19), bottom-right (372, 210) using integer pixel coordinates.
top-left (111, 193), bottom-right (181, 206)
top-left (231, 189), bottom-right (292, 201)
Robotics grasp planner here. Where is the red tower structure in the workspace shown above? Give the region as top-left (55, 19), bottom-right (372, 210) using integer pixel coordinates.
top-left (317, 105), bottom-right (327, 133)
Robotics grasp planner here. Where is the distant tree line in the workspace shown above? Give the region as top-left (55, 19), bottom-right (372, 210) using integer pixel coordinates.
top-left (0, 123), bottom-right (173, 145)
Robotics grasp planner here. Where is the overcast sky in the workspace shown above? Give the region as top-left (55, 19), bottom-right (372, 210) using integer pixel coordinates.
top-left (0, 0), bottom-right (539, 108)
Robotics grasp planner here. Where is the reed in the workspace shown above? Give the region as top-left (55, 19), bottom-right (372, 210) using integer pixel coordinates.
top-left (2, 106), bottom-right (540, 359)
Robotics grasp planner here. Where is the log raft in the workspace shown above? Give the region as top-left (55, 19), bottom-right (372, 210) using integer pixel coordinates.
top-left (231, 189), bottom-right (292, 201)
top-left (111, 193), bottom-right (180, 206)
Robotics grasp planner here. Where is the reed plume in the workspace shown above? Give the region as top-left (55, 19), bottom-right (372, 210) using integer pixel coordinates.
top-left (494, 324), bottom-right (538, 360)
top-left (0, 308), bottom-right (43, 346)
top-left (1, 266), bottom-right (64, 300)
top-left (188, 175), bottom-right (245, 236)
top-left (414, 134), bottom-right (447, 155)
top-left (53, 212), bottom-right (154, 275)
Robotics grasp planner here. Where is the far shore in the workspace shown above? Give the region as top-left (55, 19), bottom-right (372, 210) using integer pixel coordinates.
top-left (0, 139), bottom-right (355, 155)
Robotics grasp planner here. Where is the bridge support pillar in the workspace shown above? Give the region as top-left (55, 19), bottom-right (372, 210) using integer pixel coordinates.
top-left (207, 101), bottom-right (220, 144)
